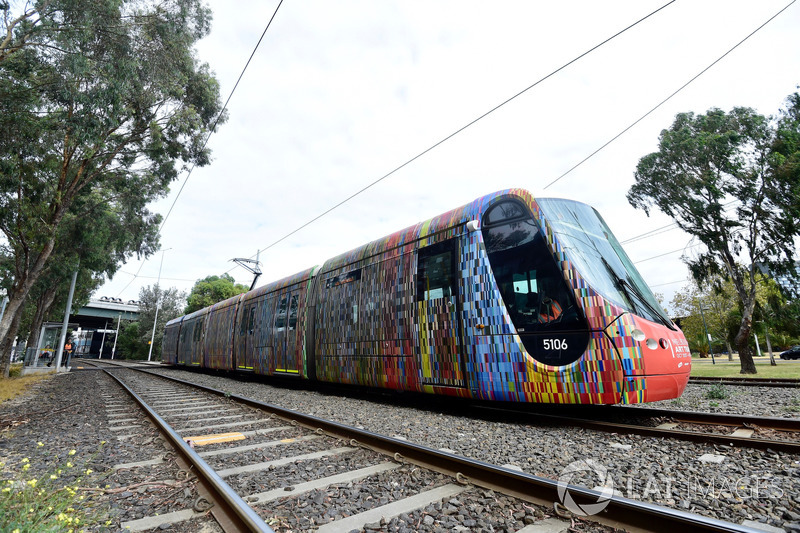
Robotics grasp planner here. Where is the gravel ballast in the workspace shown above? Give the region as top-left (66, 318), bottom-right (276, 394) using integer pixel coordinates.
top-left (1, 365), bottom-right (799, 532)
top-left (149, 367), bottom-right (800, 531)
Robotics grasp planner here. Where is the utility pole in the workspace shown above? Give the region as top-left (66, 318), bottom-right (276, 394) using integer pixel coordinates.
top-left (148, 248), bottom-right (170, 361)
top-left (54, 268), bottom-right (79, 370)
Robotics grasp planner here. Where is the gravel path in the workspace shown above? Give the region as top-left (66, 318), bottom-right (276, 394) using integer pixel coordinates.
top-left (1, 366), bottom-right (799, 532)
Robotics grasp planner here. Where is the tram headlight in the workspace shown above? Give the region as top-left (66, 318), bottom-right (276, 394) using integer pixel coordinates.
top-left (645, 338), bottom-right (658, 350)
top-left (631, 329), bottom-right (646, 342)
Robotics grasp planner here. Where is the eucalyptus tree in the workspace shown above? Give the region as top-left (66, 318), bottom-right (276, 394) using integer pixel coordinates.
top-left (0, 0), bottom-right (226, 373)
top-left (185, 273), bottom-right (249, 314)
top-left (628, 94), bottom-right (800, 373)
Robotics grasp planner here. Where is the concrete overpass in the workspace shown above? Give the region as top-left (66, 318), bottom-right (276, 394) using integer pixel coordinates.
top-left (70, 298), bottom-right (140, 357)
top-left (73, 297), bottom-right (139, 328)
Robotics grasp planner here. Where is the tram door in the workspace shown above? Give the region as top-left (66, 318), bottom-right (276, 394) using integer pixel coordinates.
top-left (274, 290), bottom-right (300, 374)
top-left (237, 302), bottom-right (257, 370)
top-left (416, 239), bottom-right (466, 388)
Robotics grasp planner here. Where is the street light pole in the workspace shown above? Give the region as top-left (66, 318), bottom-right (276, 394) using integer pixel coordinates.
top-left (148, 248), bottom-right (170, 361)
top-left (699, 304), bottom-right (715, 365)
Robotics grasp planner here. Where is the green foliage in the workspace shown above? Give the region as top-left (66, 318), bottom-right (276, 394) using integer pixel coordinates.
top-left (0, 444), bottom-right (108, 531)
top-left (705, 383), bottom-right (730, 400)
top-left (185, 273), bottom-right (248, 314)
top-left (137, 284), bottom-right (186, 359)
top-left (0, 0), bottom-right (226, 375)
top-left (115, 321), bottom-right (147, 360)
top-left (629, 94), bottom-right (800, 374)
top-left (671, 275), bottom-right (788, 356)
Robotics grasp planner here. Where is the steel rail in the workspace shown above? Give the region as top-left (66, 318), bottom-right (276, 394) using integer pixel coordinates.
top-left (91, 360), bottom-right (799, 448)
top-left (101, 367), bottom-right (274, 533)
top-left (599, 404), bottom-right (800, 432)
top-left (473, 403), bottom-right (800, 453)
top-left (131, 367), bottom-right (768, 533)
top-left (689, 376), bottom-right (800, 388)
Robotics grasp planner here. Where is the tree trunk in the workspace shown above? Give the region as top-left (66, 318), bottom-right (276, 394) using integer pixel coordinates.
top-left (0, 304), bottom-right (24, 378)
top-left (0, 293), bottom-right (27, 377)
top-left (0, 229), bottom-right (59, 376)
top-left (725, 340), bottom-right (733, 361)
top-left (735, 319), bottom-right (757, 374)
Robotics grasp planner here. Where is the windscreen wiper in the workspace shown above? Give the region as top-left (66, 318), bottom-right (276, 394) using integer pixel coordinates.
top-left (601, 258), bottom-right (676, 331)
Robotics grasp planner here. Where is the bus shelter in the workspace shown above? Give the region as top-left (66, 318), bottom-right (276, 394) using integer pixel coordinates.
top-left (22, 321), bottom-right (78, 375)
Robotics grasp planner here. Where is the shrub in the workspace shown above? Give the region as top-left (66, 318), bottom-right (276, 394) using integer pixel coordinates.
top-left (706, 383), bottom-right (730, 400)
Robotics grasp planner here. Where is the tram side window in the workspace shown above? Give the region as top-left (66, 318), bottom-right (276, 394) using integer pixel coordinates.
top-left (275, 296), bottom-right (288, 329)
top-left (481, 199), bottom-right (590, 366)
top-left (288, 295), bottom-right (298, 330)
top-left (244, 306), bottom-right (255, 334)
top-left (417, 240), bottom-right (455, 301)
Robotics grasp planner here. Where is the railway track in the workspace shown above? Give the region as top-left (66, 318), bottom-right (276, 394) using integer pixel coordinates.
top-left (83, 359), bottom-right (772, 532)
top-left (689, 376), bottom-right (800, 388)
top-left (491, 403), bottom-right (800, 454)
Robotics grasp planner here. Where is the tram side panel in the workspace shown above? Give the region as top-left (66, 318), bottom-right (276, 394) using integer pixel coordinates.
top-left (357, 249), bottom-right (417, 389)
top-left (311, 232), bottom-right (419, 390)
top-left (232, 269), bottom-right (316, 377)
top-left (203, 294), bottom-right (243, 370)
top-left (178, 308), bottom-right (208, 366)
top-left (312, 222), bottom-right (479, 395)
top-left (313, 264), bottom-right (363, 385)
top-left (162, 317), bottom-right (182, 364)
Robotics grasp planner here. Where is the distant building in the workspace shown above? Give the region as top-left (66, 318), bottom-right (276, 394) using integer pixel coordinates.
top-left (755, 261), bottom-right (800, 297)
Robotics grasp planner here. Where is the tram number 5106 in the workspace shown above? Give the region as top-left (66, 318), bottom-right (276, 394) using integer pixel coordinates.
top-left (543, 338), bottom-right (568, 351)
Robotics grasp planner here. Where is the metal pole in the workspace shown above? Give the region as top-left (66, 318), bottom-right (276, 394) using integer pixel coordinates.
top-left (699, 304), bottom-right (715, 365)
top-left (111, 314), bottom-right (121, 360)
top-left (54, 269), bottom-right (79, 369)
top-left (32, 323), bottom-right (47, 367)
top-left (99, 320), bottom-right (108, 359)
top-left (148, 248), bottom-right (170, 361)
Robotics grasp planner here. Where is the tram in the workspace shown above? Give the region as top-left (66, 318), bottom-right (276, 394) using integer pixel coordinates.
top-left (163, 189), bottom-right (690, 404)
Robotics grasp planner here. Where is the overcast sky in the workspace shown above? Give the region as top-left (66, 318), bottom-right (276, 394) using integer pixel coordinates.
top-left (98, 0), bottom-right (800, 313)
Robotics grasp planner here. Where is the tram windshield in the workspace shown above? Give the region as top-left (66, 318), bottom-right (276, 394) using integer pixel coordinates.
top-left (536, 198), bottom-right (675, 328)
top-left (481, 200), bottom-right (589, 366)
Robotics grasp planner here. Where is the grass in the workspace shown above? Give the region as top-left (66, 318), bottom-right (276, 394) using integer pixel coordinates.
top-left (690, 356), bottom-right (800, 379)
top-left (0, 365), bottom-right (51, 404)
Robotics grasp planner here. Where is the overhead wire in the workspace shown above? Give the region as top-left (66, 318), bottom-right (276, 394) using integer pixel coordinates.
top-left (234, 0), bottom-right (793, 276)
top-left (115, 0), bottom-right (285, 298)
top-left (541, 0), bottom-right (796, 190)
top-left (621, 199), bottom-right (741, 245)
top-left (227, 0), bottom-right (679, 274)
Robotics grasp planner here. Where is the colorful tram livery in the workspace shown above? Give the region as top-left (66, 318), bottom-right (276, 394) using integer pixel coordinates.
top-left (163, 189), bottom-right (690, 405)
